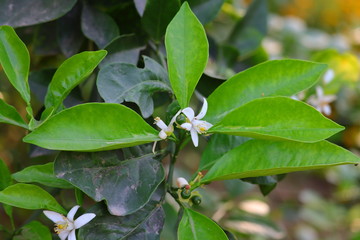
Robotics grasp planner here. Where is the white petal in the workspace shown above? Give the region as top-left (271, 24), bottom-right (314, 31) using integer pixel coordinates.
top-left (323, 69), bottom-right (335, 84)
top-left (176, 177), bottom-right (189, 188)
top-left (190, 128), bottom-right (199, 147)
top-left (181, 123), bottom-right (192, 131)
top-left (316, 86), bottom-right (324, 98)
top-left (182, 107), bottom-right (195, 121)
top-left (193, 120), bottom-right (213, 133)
top-left (68, 229), bottom-right (76, 240)
top-left (196, 98), bottom-right (208, 119)
top-left (58, 230), bottom-right (71, 240)
top-left (43, 211), bottom-right (64, 223)
top-left (322, 104), bottom-right (332, 115)
top-left (67, 205), bottom-right (80, 222)
top-left (154, 117), bottom-right (167, 130)
top-left (322, 95), bottom-right (336, 103)
top-left (74, 213), bottom-right (96, 229)
top-left (159, 130), bottom-right (167, 139)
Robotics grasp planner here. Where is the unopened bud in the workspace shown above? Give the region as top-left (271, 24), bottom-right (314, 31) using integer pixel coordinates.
top-left (176, 177), bottom-right (189, 188)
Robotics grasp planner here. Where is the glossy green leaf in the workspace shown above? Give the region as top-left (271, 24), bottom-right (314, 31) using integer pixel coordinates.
top-left (178, 208), bottom-right (228, 240)
top-left (24, 103), bottom-right (160, 151)
top-left (189, 0), bottom-right (225, 24)
top-left (12, 163), bottom-right (73, 189)
top-left (0, 183), bottom-right (66, 214)
top-left (0, 159), bottom-right (12, 191)
top-left (165, 2), bottom-right (209, 108)
top-left (97, 56), bottom-right (172, 118)
top-left (201, 140), bottom-right (360, 183)
top-left (0, 99), bottom-right (28, 129)
top-left (44, 50), bottom-right (107, 115)
top-left (13, 221), bottom-right (52, 240)
top-left (242, 175), bottom-right (286, 196)
top-left (78, 186), bottom-right (165, 239)
top-left (209, 97), bottom-right (343, 142)
top-left (0, 26), bottom-right (30, 104)
top-left (142, 0), bottom-right (180, 41)
top-left (200, 135), bottom-right (250, 171)
top-left (206, 60), bottom-right (327, 124)
top-left (0, 0), bottom-right (77, 27)
top-left (55, 150), bottom-right (164, 216)
top-left (81, 3), bottom-right (119, 49)
top-left (226, 0), bottom-right (267, 57)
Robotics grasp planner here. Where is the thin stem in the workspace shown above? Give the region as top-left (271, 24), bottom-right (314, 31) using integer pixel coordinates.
top-left (167, 145), bottom-right (180, 187)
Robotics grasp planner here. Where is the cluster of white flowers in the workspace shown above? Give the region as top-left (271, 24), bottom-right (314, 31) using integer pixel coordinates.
top-left (154, 98), bottom-right (213, 147)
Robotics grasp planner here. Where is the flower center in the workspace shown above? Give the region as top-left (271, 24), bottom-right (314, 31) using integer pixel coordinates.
top-left (54, 221), bottom-right (68, 234)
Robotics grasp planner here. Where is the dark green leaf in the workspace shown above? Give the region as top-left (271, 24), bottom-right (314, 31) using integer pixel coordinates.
top-left (209, 97), bottom-right (343, 143)
top-left (33, 22), bottom-right (61, 56)
top-left (0, 26), bottom-right (30, 104)
top-left (200, 135), bottom-right (250, 171)
top-left (78, 186), bottom-right (165, 239)
top-left (142, 0), bottom-right (180, 41)
top-left (97, 57), bottom-right (172, 118)
top-left (81, 3), bottom-right (119, 49)
top-left (28, 69), bottom-right (55, 104)
top-left (24, 103), bottom-right (160, 151)
top-left (44, 50), bottom-right (107, 116)
top-left (13, 221), bottom-right (52, 240)
top-left (189, 0), bottom-right (225, 24)
top-left (0, 183), bottom-right (66, 214)
top-left (0, 99), bottom-right (28, 129)
top-left (0, 159), bottom-right (12, 191)
top-left (206, 60), bottom-right (327, 124)
top-left (12, 162), bottom-right (73, 189)
top-left (165, 2), bottom-right (208, 108)
top-left (54, 150), bottom-right (164, 216)
top-left (226, 0), bottom-right (267, 57)
top-left (100, 35), bottom-right (145, 68)
top-left (178, 208), bottom-right (228, 240)
top-left (201, 140), bottom-right (360, 183)
top-left (0, 0), bottom-right (77, 27)
top-left (241, 175), bottom-right (286, 196)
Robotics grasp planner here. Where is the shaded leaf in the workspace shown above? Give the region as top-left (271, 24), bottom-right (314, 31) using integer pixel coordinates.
top-left (0, 99), bottom-right (28, 129)
top-left (0, 0), bottom-right (77, 27)
top-left (81, 3), bottom-right (119, 49)
top-left (165, 2), bottom-right (208, 108)
top-left (206, 60), bottom-right (328, 123)
top-left (209, 97), bottom-right (343, 143)
top-left (13, 221), bottom-right (52, 240)
top-left (24, 103), bottom-right (160, 151)
top-left (0, 26), bottom-right (31, 104)
top-left (12, 162), bottom-right (73, 189)
top-left (54, 150), bottom-right (165, 216)
top-left (201, 140), bottom-right (360, 183)
top-left (241, 175), bottom-right (286, 196)
top-left (0, 159), bottom-right (12, 191)
top-left (189, 0), bottom-right (225, 24)
top-left (97, 56), bottom-right (172, 118)
top-left (0, 183), bottom-right (66, 214)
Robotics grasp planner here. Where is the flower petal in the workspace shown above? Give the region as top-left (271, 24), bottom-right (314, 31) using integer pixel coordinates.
top-left (169, 109), bottom-right (182, 125)
top-left (322, 104), bottom-right (332, 115)
top-left (190, 128), bottom-right (199, 147)
top-left (58, 230), bottom-right (71, 240)
top-left (196, 98), bottom-right (208, 119)
top-left (67, 205), bottom-right (80, 222)
top-left (323, 69), bottom-right (335, 84)
top-left (176, 177), bottom-right (189, 188)
top-left (182, 107), bottom-right (195, 121)
top-left (159, 130), bottom-right (167, 139)
top-left (74, 213), bottom-right (96, 229)
top-left (181, 123), bottom-right (192, 131)
top-left (43, 210), bottom-right (64, 223)
top-left (154, 117), bottom-right (167, 130)
top-left (68, 229), bottom-right (76, 240)
top-left (316, 86), bottom-right (324, 98)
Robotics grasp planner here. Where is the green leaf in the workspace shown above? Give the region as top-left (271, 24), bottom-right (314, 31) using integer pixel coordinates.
top-left (189, 0), bottom-right (225, 24)
top-left (165, 2), bottom-right (208, 108)
top-left (44, 50), bottom-right (107, 116)
top-left (78, 186), bottom-right (165, 239)
top-left (178, 208), bottom-right (228, 240)
top-left (0, 99), bottom-right (28, 129)
top-left (0, 183), bottom-right (66, 214)
top-left (226, 0), bottom-right (268, 57)
top-left (81, 3), bottom-right (119, 49)
top-left (0, 26), bottom-right (31, 104)
top-left (142, 0), bottom-right (180, 41)
top-left (13, 221), bottom-right (52, 240)
top-left (201, 140), bottom-right (360, 183)
top-left (241, 175), bottom-right (286, 196)
top-left (205, 60), bottom-right (327, 124)
top-left (12, 162), bottom-right (73, 189)
top-left (97, 56), bottom-right (172, 118)
top-left (0, 159), bottom-right (12, 191)
top-left (209, 97), bottom-right (343, 142)
top-left (24, 103), bottom-right (160, 151)
top-left (200, 135), bottom-right (250, 171)
top-left (54, 150), bottom-right (164, 216)
top-left (0, 0), bottom-right (77, 27)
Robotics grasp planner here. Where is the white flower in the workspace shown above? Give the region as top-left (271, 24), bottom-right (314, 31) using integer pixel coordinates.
top-left (180, 98), bottom-right (213, 147)
top-left (43, 205), bottom-right (96, 240)
top-left (308, 86), bottom-right (336, 115)
top-left (176, 177), bottom-right (190, 188)
top-left (323, 69), bottom-right (335, 84)
top-left (154, 110), bottom-right (181, 139)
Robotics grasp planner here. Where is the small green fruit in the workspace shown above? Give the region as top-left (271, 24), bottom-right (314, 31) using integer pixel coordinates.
top-left (181, 189), bottom-right (191, 199)
top-left (191, 196), bottom-right (202, 205)
top-left (176, 114), bottom-right (187, 124)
